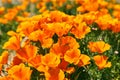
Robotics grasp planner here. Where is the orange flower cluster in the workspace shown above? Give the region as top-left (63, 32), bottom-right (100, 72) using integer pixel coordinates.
top-left (0, 0), bottom-right (30, 24)
top-left (88, 41), bottom-right (111, 69)
top-left (76, 0), bottom-right (120, 33)
top-left (76, 0), bottom-right (108, 12)
top-left (1, 0), bottom-right (118, 79)
top-left (93, 55), bottom-right (111, 70)
top-left (0, 11), bottom-right (91, 80)
top-left (88, 41), bottom-right (111, 53)
top-left (0, 0), bottom-right (69, 24)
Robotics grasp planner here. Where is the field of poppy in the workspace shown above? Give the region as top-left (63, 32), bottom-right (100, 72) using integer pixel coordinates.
top-left (0, 0), bottom-right (120, 80)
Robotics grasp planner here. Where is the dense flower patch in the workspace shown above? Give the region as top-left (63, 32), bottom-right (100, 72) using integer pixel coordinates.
top-left (0, 0), bottom-right (120, 80)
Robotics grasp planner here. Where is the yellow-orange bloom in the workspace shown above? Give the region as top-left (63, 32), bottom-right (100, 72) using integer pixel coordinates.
top-left (51, 22), bottom-right (72, 37)
top-left (50, 36), bottom-right (79, 57)
top-left (16, 44), bottom-right (38, 62)
top-left (8, 63), bottom-right (32, 80)
top-left (29, 29), bottom-right (44, 41)
top-left (95, 14), bottom-right (113, 30)
top-left (70, 22), bottom-right (91, 39)
top-left (93, 55), bottom-right (111, 70)
top-left (17, 21), bottom-right (38, 36)
top-left (3, 35), bottom-right (20, 50)
top-left (41, 53), bottom-right (60, 68)
top-left (29, 55), bottom-right (42, 68)
top-left (76, 0), bottom-right (99, 12)
top-left (41, 38), bottom-right (53, 48)
top-left (50, 11), bottom-right (68, 22)
top-left (45, 68), bottom-right (65, 80)
top-left (77, 54), bottom-right (91, 67)
top-left (29, 29), bottom-right (53, 48)
top-left (88, 41), bottom-right (111, 53)
top-left (64, 49), bottom-right (81, 64)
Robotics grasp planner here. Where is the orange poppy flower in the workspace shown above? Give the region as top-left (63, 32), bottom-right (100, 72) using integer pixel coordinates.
top-left (29, 29), bottom-right (54, 48)
top-left (52, 22), bottom-right (72, 37)
top-left (95, 14), bottom-right (113, 30)
top-left (93, 55), bottom-right (111, 70)
top-left (82, 12), bottom-right (96, 25)
top-left (58, 36), bottom-right (80, 49)
top-left (17, 21), bottom-right (38, 36)
top-left (0, 51), bottom-right (9, 64)
top-left (85, 1), bottom-right (99, 11)
top-left (3, 35), bottom-right (20, 51)
top-left (37, 65), bottom-right (49, 73)
top-left (50, 11), bottom-right (67, 22)
top-left (41, 52), bottom-right (60, 68)
top-left (29, 23), bottom-right (54, 40)
top-left (8, 63), bottom-right (32, 80)
top-left (77, 54), bottom-right (91, 67)
top-left (41, 38), bottom-right (53, 48)
top-left (45, 68), bottom-right (65, 80)
top-left (64, 49), bottom-right (81, 64)
top-left (88, 41), bottom-right (111, 53)
top-left (3, 31), bottom-right (21, 50)
top-left (29, 55), bottom-right (42, 68)
top-left (29, 29), bottom-right (45, 41)
top-left (50, 36), bottom-right (79, 57)
top-left (50, 43), bottom-right (63, 57)
top-left (76, 0), bottom-right (99, 12)
top-left (16, 44), bottom-right (38, 62)
top-left (70, 22), bottom-right (91, 39)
